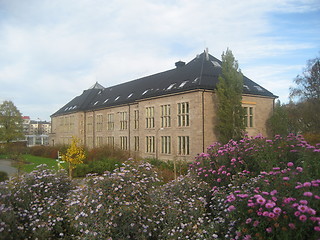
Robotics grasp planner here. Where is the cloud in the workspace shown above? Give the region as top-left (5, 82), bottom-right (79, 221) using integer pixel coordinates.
top-left (0, 0), bottom-right (319, 120)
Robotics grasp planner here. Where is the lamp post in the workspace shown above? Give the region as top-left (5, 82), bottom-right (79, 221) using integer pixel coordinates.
top-left (155, 127), bottom-right (164, 159)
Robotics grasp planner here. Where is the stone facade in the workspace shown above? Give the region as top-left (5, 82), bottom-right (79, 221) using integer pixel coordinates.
top-left (50, 89), bottom-right (274, 161)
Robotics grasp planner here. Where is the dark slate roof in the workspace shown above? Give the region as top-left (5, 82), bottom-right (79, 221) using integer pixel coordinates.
top-left (51, 51), bottom-right (277, 117)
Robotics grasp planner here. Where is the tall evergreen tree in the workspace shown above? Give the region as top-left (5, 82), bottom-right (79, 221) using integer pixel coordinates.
top-left (216, 49), bottom-right (245, 144)
top-left (0, 100), bottom-right (24, 143)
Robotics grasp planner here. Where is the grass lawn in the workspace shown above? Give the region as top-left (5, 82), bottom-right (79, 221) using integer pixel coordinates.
top-left (22, 154), bottom-right (68, 172)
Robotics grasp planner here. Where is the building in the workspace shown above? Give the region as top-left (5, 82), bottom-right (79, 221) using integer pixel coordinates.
top-left (23, 116), bottom-right (51, 146)
top-left (50, 50), bottom-right (277, 161)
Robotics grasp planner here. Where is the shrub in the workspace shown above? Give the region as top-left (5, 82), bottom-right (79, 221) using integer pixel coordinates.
top-left (0, 165), bottom-right (75, 239)
top-left (28, 145), bottom-right (61, 159)
top-left (67, 159), bottom-right (161, 239)
top-left (190, 134), bottom-right (320, 239)
top-left (85, 145), bottom-right (130, 163)
top-left (0, 171), bottom-right (8, 182)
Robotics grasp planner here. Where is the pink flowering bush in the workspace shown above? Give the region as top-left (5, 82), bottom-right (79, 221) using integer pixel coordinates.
top-left (191, 134), bottom-right (320, 187)
top-left (0, 165), bottom-right (74, 240)
top-left (221, 163), bottom-right (320, 239)
top-left (191, 134), bottom-right (320, 239)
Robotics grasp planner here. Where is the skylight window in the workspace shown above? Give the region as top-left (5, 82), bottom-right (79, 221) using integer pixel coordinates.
top-left (211, 61), bottom-right (221, 67)
top-left (167, 83), bottom-right (176, 90)
top-left (142, 90), bottom-right (149, 95)
top-left (114, 96), bottom-right (120, 101)
top-left (103, 99), bottom-right (109, 104)
top-left (243, 85), bottom-right (250, 90)
top-left (127, 93), bottom-right (133, 98)
top-left (254, 85), bottom-right (264, 92)
top-left (192, 77), bottom-right (199, 83)
top-left (179, 81), bottom-right (188, 88)
top-left (93, 101), bottom-right (99, 105)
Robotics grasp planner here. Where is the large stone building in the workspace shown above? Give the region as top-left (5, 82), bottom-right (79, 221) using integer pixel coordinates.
top-left (50, 51), bottom-right (277, 161)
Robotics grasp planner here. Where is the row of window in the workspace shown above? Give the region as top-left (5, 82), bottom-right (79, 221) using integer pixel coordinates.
top-left (92, 102), bottom-right (190, 132)
top-left (59, 103), bottom-right (254, 133)
top-left (90, 135), bottom-right (190, 155)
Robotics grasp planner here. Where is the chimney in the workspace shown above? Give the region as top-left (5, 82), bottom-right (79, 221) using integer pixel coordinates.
top-left (175, 60), bottom-right (185, 68)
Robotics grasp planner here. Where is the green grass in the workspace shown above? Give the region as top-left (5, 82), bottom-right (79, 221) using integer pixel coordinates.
top-left (21, 154), bottom-right (68, 172)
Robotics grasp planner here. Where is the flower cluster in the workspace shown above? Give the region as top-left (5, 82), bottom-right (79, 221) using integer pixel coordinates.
top-left (0, 165), bottom-right (74, 240)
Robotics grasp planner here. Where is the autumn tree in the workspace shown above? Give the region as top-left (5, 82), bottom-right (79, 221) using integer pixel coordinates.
top-left (62, 137), bottom-right (86, 178)
top-left (215, 49), bottom-right (245, 144)
top-left (0, 100), bottom-right (24, 143)
top-left (289, 55), bottom-right (320, 137)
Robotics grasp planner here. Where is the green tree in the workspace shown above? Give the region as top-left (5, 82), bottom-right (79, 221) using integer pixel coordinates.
top-left (267, 100), bottom-right (291, 136)
top-left (289, 55), bottom-right (320, 136)
top-left (215, 49), bottom-right (245, 144)
top-left (61, 137), bottom-right (86, 178)
top-left (0, 100), bottom-right (24, 143)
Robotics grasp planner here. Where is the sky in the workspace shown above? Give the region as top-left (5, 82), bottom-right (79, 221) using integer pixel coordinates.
top-left (0, 0), bottom-right (319, 121)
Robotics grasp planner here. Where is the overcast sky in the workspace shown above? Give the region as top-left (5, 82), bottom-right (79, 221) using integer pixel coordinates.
top-left (0, 0), bottom-right (319, 121)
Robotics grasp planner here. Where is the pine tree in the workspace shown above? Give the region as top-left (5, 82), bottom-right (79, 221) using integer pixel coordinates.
top-left (216, 49), bottom-right (245, 144)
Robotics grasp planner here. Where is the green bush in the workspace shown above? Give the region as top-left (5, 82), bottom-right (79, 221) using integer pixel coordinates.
top-left (73, 158), bottom-right (121, 177)
top-left (0, 171), bottom-right (8, 182)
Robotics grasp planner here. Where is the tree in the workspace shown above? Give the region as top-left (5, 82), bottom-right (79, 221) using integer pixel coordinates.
top-left (267, 100), bottom-right (291, 136)
top-left (61, 137), bottom-right (86, 178)
top-left (215, 49), bottom-right (245, 144)
top-left (0, 100), bottom-right (24, 143)
top-left (289, 55), bottom-right (320, 136)
top-left (290, 55), bottom-right (320, 101)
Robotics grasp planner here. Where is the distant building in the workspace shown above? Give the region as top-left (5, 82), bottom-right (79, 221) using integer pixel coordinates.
top-left (23, 116), bottom-right (51, 146)
top-left (50, 50), bottom-right (277, 161)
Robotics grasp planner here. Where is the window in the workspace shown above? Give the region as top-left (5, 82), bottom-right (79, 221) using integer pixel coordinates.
top-left (178, 102), bottom-right (189, 127)
top-left (161, 136), bottom-right (171, 154)
top-left (134, 136), bottom-right (139, 151)
top-left (96, 136), bottom-right (103, 147)
top-left (69, 115), bottom-right (74, 132)
top-left (244, 107), bottom-right (254, 128)
top-left (146, 107), bottom-right (155, 128)
top-left (134, 110), bottom-right (139, 129)
top-left (161, 104), bottom-right (171, 128)
top-left (96, 114), bottom-right (103, 132)
top-left (146, 136), bottom-right (155, 153)
top-left (106, 136), bottom-right (114, 147)
top-left (120, 112), bottom-right (128, 130)
top-left (120, 136), bottom-right (128, 150)
top-left (87, 116), bottom-right (93, 133)
top-left (178, 136), bottom-right (190, 155)
top-left (107, 113), bottom-right (114, 130)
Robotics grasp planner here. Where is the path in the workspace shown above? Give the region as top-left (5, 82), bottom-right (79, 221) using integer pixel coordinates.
top-left (0, 159), bottom-right (18, 176)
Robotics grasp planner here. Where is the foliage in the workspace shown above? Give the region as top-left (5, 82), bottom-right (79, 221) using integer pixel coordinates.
top-left (28, 145), bottom-right (61, 159)
top-left (191, 134), bottom-right (320, 239)
top-left (216, 49), bottom-right (245, 144)
top-left (289, 55), bottom-right (320, 136)
top-left (0, 165), bottom-right (75, 240)
top-left (0, 171), bottom-right (8, 182)
top-left (73, 158), bottom-right (121, 177)
top-left (85, 144), bottom-right (130, 163)
top-left (0, 100), bottom-right (24, 143)
top-left (67, 159), bottom-right (161, 239)
top-left (290, 55), bottom-right (320, 102)
top-left (267, 100), bottom-right (291, 137)
top-left (62, 137), bottom-right (86, 178)
top-left (0, 134), bottom-right (319, 239)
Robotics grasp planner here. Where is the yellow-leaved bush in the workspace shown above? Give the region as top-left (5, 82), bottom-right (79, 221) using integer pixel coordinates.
top-left (62, 137), bottom-right (86, 178)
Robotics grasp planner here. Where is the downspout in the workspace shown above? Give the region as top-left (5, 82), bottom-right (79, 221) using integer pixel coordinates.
top-left (202, 90), bottom-right (205, 153)
top-left (128, 104), bottom-right (131, 157)
top-left (84, 112), bottom-right (86, 147)
top-left (92, 111), bottom-right (95, 148)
